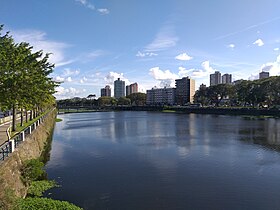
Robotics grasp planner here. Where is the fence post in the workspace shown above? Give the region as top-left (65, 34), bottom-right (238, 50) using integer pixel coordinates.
top-left (21, 131), bottom-right (25, 141)
top-left (9, 139), bottom-right (15, 153)
top-left (29, 125), bottom-right (32, 134)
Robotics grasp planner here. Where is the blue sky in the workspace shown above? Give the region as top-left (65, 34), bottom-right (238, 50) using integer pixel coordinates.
top-left (1, 0), bottom-right (280, 99)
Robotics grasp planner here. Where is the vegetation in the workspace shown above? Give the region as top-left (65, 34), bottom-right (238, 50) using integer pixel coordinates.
top-left (15, 197), bottom-right (82, 210)
top-left (21, 159), bottom-right (45, 184)
top-left (55, 118), bottom-right (63, 122)
top-left (57, 92), bottom-right (147, 108)
top-left (16, 158), bottom-right (83, 209)
top-left (0, 25), bottom-right (59, 131)
top-left (27, 180), bottom-right (57, 197)
top-left (194, 77), bottom-right (280, 108)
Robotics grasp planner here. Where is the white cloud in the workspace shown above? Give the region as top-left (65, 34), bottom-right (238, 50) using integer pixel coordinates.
top-left (54, 76), bottom-right (65, 82)
top-left (98, 8), bottom-right (110, 15)
top-left (175, 53), bottom-right (193, 61)
top-left (66, 77), bottom-right (73, 82)
top-left (87, 50), bottom-right (105, 59)
top-left (75, 0), bottom-right (109, 15)
top-left (12, 29), bottom-right (71, 67)
top-left (145, 25), bottom-right (178, 52)
top-left (62, 68), bottom-right (80, 77)
top-left (104, 71), bottom-right (130, 85)
top-left (201, 61), bottom-right (216, 74)
top-left (54, 86), bottom-right (86, 99)
top-left (253, 38), bottom-right (264, 47)
top-left (260, 55), bottom-right (280, 76)
top-left (274, 48), bottom-right (279, 51)
top-left (149, 67), bottom-right (178, 87)
top-left (227, 44), bottom-right (235, 48)
top-left (136, 51), bottom-right (158, 57)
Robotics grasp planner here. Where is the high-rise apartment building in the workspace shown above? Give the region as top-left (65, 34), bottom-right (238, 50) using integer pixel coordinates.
top-left (101, 85), bottom-right (111, 97)
top-left (222, 74), bottom-right (232, 84)
top-left (210, 71), bottom-right (221, 86)
top-left (146, 87), bottom-right (176, 105)
top-left (114, 78), bottom-right (125, 99)
top-left (126, 83), bottom-right (138, 96)
top-left (175, 77), bottom-right (195, 105)
top-left (259, 71), bottom-right (269, 79)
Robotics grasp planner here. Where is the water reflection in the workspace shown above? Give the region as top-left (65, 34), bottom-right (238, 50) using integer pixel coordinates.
top-left (46, 112), bottom-right (280, 210)
top-left (238, 117), bottom-right (280, 149)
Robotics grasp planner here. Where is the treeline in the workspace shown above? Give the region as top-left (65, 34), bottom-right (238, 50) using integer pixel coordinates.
top-left (0, 25), bottom-right (59, 131)
top-left (194, 76), bottom-right (280, 108)
top-left (57, 92), bottom-right (146, 107)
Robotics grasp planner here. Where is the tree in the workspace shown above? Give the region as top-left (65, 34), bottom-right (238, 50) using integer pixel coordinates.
top-left (117, 97), bottom-right (131, 105)
top-left (126, 93), bottom-right (146, 105)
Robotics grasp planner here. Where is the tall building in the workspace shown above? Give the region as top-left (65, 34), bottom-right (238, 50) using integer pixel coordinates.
top-left (175, 77), bottom-right (195, 105)
top-left (101, 85), bottom-right (111, 97)
top-left (146, 87), bottom-right (176, 105)
top-left (126, 82), bottom-right (138, 96)
top-left (222, 74), bottom-right (232, 84)
top-left (259, 71), bottom-right (269, 79)
top-left (114, 78), bottom-right (125, 99)
top-left (210, 71), bottom-right (221, 86)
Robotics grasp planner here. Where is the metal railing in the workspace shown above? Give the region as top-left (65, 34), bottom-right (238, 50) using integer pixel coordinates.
top-left (0, 109), bottom-right (54, 163)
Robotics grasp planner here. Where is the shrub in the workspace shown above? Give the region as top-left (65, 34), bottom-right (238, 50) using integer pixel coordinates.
top-left (21, 159), bottom-right (45, 184)
top-left (15, 197), bottom-right (82, 210)
top-left (27, 180), bottom-right (57, 197)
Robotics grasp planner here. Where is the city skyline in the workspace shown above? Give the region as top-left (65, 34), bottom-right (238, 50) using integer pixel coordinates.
top-left (1, 0), bottom-right (280, 99)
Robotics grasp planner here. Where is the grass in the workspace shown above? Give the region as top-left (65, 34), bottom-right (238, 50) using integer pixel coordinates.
top-left (11, 110), bottom-right (50, 138)
top-left (55, 118), bottom-right (62, 122)
top-left (162, 110), bottom-right (176, 113)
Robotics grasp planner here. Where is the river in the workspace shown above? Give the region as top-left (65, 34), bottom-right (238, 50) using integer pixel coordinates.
top-left (45, 111), bottom-right (280, 209)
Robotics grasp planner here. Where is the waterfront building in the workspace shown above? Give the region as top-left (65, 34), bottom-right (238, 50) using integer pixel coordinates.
top-left (259, 71), bottom-right (269, 79)
top-left (146, 87), bottom-right (176, 105)
top-left (175, 77), bottom-right (195, 105)
top-left (101, 85), bottom-right (111, 97)
top-left (222, 74), bottom-right (232, 84)
top-left (114, 78), bottom-right (125, 99)
top-left (126, 82), bottom-right (138, 96)
top-left (210, 71), bottom-right (221, 86)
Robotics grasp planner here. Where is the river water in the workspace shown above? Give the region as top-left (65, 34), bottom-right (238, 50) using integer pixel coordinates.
top-left (45, 111), bottom-right (280, 209)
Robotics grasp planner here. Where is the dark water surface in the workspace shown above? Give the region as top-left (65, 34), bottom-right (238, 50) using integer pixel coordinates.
top-left (45, 112), bottom-right (280, 210)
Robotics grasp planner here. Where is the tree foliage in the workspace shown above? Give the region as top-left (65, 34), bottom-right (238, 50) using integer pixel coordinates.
top-left (194, 77), bottom-right (280, 108)
top-left (0, 25), bottom-right (58, 130)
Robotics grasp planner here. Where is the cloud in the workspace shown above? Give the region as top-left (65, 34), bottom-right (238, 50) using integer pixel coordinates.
top-left (253, 38), bottom-right (264, 47)
top-left (260, 55), bottom-right (280, 76)
top-left (98, 8), bottom-right (110, 15)
top-left (12, 29), bottom-right (71, 67)
top-left (75, 0), bottom-right (109, 15)
top-left (227, 44), bottom-right (235, 49)
top-left (136, 51), bottom-right (158, 57)
top-left (215, 16), bottom-right (280, 40)
top-left (149, 67), bottom-right (178, 87)
top-left (274, 48), bottom-right (279, 51)
top-left (54, 86), bottom-right (86, 99)
top-left (104, 71), bottom-right (130, 85)
top-left (201, 61), bottom-right (216, 74)
top-left (62, 68), bottom-right (80, 77)
top-left (175, 53), bottom-right (193, 61)
top-left (145, 25), bottom-right (178, 52)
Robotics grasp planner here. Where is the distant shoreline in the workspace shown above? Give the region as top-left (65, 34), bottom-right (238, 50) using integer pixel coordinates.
top-left (57, 106), bottom-right (280, 118)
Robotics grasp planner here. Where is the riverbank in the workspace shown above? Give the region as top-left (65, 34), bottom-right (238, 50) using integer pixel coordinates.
top-left (58, 106), bottom-right (280, 117)
top-left (0, 110), bottom-right (56, 209)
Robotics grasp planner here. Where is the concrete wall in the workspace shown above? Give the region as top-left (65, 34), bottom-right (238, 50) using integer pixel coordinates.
top-left (0, 110), bottom-right (56, 209)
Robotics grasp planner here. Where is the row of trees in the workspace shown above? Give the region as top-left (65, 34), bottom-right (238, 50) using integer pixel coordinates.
top-left (57, 93), bottom-right (147, 107)
top-left (0, 25), bottom-right (59, 131)
top-left (194, 76), bottom-right (280, 108)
